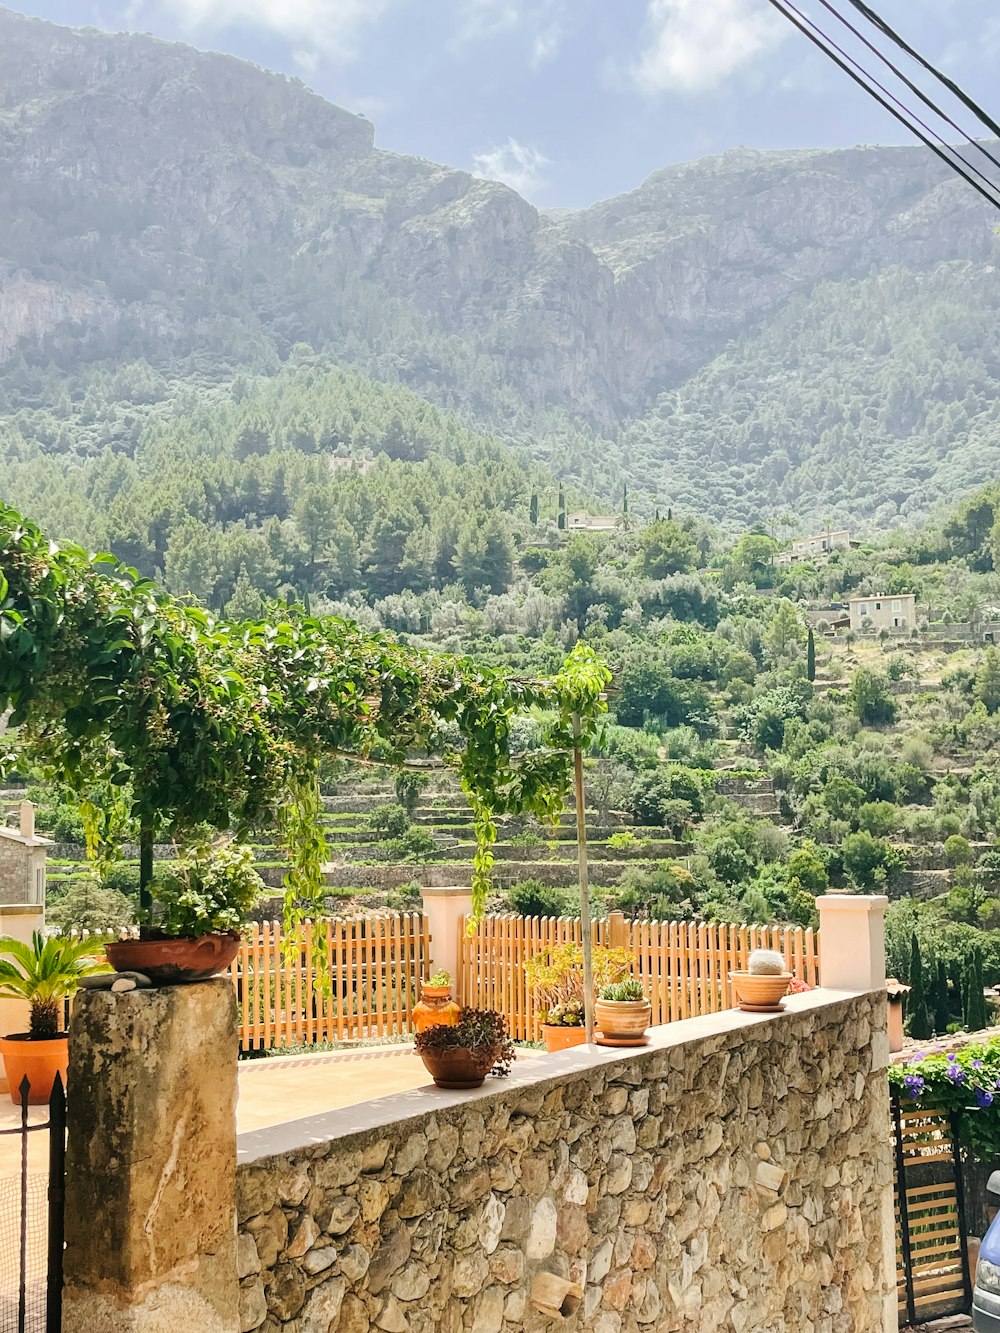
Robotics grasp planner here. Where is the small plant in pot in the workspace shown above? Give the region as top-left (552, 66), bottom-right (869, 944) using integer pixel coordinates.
top-left (0, 931), bottom-right (109, 1103)
top-left (524, 942), bottom-right (633, 1052)
top-left (415, 1007), bottom-right (515, 1089)
top-left (595, 978), bottom-right (652, 1045)
top-left (413, 969), bottom-right (461, 1034)
top-left (106, 842), bottom-right (263, 983)
top-left (729, 948), bottom-right (793, 1014)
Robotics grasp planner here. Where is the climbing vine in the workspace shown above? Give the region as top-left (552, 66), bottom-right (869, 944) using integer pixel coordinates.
top-left (0, 504), bottom-right (609, 925)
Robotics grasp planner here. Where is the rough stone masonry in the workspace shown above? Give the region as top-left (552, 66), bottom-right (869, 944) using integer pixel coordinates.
top-left (235, 990), bottom-right (892, 1333)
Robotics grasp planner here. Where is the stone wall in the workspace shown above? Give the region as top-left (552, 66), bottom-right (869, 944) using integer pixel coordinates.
top-left (235, 989), bottom-right (892, 1333)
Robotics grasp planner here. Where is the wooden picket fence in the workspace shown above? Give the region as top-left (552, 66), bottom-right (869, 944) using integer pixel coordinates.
top-left (72, 915), bottom-right (433, 1053)
top-left (458, 912), bottom-right (820, 1042)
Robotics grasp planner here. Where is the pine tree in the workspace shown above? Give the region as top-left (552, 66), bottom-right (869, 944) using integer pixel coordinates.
top-left (529, 492), bottom-right (538, 526)
top-left (806, 628), bottom-right (816, 682)
top-left (906, 934), bottom-right (932, 1039)
top-left (933, 959), bottom-right (950, 1035)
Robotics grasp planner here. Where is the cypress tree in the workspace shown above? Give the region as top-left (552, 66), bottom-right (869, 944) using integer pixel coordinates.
top-left (667, 506), bottom-right (673, 521)
top-left (967, 947), bottom-right (989, 1031)
top-left (529, 492), bottom-right (538, 526)
top-left (933, 959), bottom-right (950, 1035)
top-left (806, 628), bottom-right (816, 682)
top-left (906, 934), bottom-right (932, 1039)
top-left (557, 485), bottom-right (566, 531)
top-left (949, 960), bottom-right (964, 1016)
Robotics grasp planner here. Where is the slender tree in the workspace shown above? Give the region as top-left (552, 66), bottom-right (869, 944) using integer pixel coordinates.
top-left (906, 934), bottom-right (932, 1039)
top-left (967, 947), bottom-right (989, 1031)
top-left (557, 485), bottom-right (566, 531)
top-left (529, 492), bottom-right (538, 526)
top-left (806, 627), bottom-right (816, 682)
top-left (933, 959), bottom-right (950, 1036)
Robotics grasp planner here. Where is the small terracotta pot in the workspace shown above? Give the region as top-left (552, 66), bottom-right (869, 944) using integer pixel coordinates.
top-left (541, 1023), bottom-right (588, 1053)
top-left (413, 985), bottom-right (461, 1035)
top-left (729, 971), bottom-right (792, 1012)
top-left (0, 1033), bottom-right (68, 1105)
top-left (419, 1044), bottom-right (497, 1089)
top-left (106, 932), bottom-right (241, 983)
top-left (594, 998), bottom-right (651, 1041)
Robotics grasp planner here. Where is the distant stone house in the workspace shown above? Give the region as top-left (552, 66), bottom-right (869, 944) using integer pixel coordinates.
top-left (849, 593), bottom-right (916, 633)
top-left (0, 802), bottom-right (47, 906)
top-left (776, 530), bottom-right (854, 567)
top-left (565, 512), bottom-right (618, 532)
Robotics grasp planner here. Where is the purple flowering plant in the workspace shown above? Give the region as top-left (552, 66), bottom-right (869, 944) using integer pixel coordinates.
top-left (888, 1036), bottom-right (1000, 1156)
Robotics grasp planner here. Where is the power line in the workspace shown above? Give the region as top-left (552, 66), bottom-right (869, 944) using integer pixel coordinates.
top-left (764, 0), bottom-right (1000, 214)
top-left (814, 0), bottom-right (1000, 178)
top-left (843, 0), bottom-right (1000, 143)
top-left (777, 0), bottom-right (1000, 199)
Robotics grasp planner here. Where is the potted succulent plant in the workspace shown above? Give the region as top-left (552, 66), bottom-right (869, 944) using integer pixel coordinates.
top-left (525, 942), bottom-right (633, 1052)
top-left (595, 978), bottom-right (652, 1045)
top-left (0, 931), bottom-right (109, 1103)
top-left (413, 969), bottom-right (461, 1034)
top-left (729, 948), bottom-right (793, 1013)
top-left (415, 1007), bottom-right (515, 1088)
top-left (105, 842), bottom-right (263, 983)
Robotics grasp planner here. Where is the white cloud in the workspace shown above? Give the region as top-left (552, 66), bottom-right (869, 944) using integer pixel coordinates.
top-left (632, 0), bottom-right (787, 96)
top-left (472, 137), bottom-right (550, 198)
top-left (132, 0), bottom-right (388, 61)
top-left (530, 20), bottom-right (562, 69)
top-left (452, 0), bottom-right (565, 67)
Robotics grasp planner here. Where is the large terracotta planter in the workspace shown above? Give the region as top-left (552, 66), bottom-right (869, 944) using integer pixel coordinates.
top-left (729, 971), bottom-right (792, 1013)
top-left (594, 998), bottom-right (651, 1042)
top-left (419, 1044), bottom-right (498, 1089)
top-left (0, 1033), bottom-right (68, 1105)
top-left (541, 1023), bottom-right (587, 1053)
top-left (413, 985), bottom-right (461, 1035)
top-left (106, 932), bottom-right (240, 983)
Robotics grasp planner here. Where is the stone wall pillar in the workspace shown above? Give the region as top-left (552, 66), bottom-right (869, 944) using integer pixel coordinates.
top-left (817, 893), bottom-right (888, 992)
top-left (62, 979), bottom-right (239, 1333)
top-left (419, 885), bottom-right (472, 998)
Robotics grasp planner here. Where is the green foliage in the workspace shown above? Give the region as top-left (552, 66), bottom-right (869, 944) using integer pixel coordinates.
top-left (944, 834), bottom-right (973, 868)
top-left (413, 1007), bottom-right (514, 1078)
top-left (599, 978), bottom-right (646, 1002)
top-left (806, 628), bottom-right (816, 682)
top-left (504, 879), bottom-right (572, 919)
top-left (847, 668), bottom-right (897, 727)
top-left (0, 931), bottom-right (110, 1038)
top-left (638, 520), bottom-right (697, 579)
top-left (906, 934), bottom-right (932, 1040)
top-left (890, 1037), bottom-right (1000, 1157)
top-left (367, 805), bottom-right (412, 839)
top-left (146, 843), bottom-right (264, 937)
top-left (841, 831), bottom-right (900, 888)
top-left (46, 878), bottom-right (135, 934)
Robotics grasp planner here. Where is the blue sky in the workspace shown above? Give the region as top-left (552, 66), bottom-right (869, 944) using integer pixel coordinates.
top-left (10, 0), bottom-right (1000, 208)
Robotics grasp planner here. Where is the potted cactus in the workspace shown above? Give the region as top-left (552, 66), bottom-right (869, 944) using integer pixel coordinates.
top-left (729, 948), bottom-right (793, 1013)
top-left (595, 978), bottom-right (651, 1045)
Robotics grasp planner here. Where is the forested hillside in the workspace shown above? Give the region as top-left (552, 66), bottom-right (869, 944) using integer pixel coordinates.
top-left (3, 7), bottom-right (1000, 530)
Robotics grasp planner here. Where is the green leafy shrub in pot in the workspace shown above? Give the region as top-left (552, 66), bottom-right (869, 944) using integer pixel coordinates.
top-left (144, 843), bottom-right (264, 938)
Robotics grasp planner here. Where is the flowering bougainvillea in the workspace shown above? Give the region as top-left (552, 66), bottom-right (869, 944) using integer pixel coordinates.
top-left (888, 1035), bottom-right (1000, 1156)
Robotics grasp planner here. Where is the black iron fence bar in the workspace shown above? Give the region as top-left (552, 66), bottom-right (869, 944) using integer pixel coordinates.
top-left (46, 1074), bottom-right (65, 1333)
top-left (950, 1109), bottom-right (973, 1308)
top-left (891, 1091), bottom-right (917, 1326)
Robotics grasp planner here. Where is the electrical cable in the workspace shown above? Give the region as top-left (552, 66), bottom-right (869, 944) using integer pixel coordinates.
top-left (814, 0), bottom-right (1000, 177)
top-left (843, 0), bottom-right (1000, 143)
top-left (763, 0), bottom-right (1000, 214)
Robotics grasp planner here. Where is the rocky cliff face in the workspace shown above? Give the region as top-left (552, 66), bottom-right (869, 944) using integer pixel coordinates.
top-left (0, 5), bottom-right (995, 430)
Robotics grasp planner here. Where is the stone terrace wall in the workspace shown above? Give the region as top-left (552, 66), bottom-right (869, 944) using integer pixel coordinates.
top-left (235, 990), bottom-right (892, 1333)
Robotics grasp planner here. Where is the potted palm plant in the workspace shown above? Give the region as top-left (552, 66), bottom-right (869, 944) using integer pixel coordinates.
top-left (415, 1007), bottom-right (514, 1088)
top-left (0, 931), bottom-right (109, 1103)
top-left (105, 842), bottom-right (263, 983)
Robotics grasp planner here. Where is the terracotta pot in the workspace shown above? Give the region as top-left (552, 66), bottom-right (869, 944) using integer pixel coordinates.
top-left (106, 932), bottom-right (241, 983)
top-left (0, 1033), bottom-right (68, 1105)
top-left (413, 985), bottom-right (461, 1035)
top-left (729, 971), bottom-right (793, 1012)
top-left (594, 998), bottom-right (651, 1041)
top-left (418, 1044), bottom-right (497, 1089)
top-left (541, 1023), bottom-right (587, 1053)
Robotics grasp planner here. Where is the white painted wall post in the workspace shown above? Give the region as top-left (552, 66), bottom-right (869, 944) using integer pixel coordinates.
top-left (419, 886), bottom-right (473, 998)
top-left (817, 893), bottom-right (888, 992)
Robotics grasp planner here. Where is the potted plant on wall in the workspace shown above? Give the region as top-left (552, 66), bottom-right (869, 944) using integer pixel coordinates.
top-left (0, 931), bottom-right (109, 1103)
top-left (729, 948), bottom-right (793, 1013)
top-left (594, 977), bottom-right (652, 1045)
top-left (415, 1007), bottom-right (515, 1088)
top-left (105, 842), bottom-right (263, 983)
top-left (413, 969), bottom-right (461, 1034)
top-left (525, 943), bottom-right (633, 1052)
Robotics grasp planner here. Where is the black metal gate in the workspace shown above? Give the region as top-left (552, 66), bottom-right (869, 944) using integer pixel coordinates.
top-left (0, 1076), bottom-right (65, 1333)
top-left (892, 1092), bottom-right (971, 1326)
